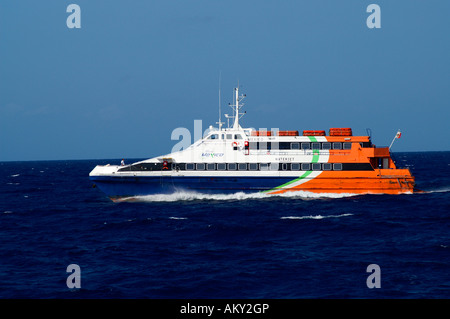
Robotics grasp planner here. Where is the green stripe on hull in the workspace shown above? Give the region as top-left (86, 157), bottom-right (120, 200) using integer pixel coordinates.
top-left (263, 136), bottom-right (325, 193)
top-left (307, 136), bottom-right (320, 163)
top-left (262, 170), bottom-right (313, 193)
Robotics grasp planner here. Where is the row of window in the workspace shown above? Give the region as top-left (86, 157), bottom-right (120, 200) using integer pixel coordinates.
top-left (209, 133), bottom-right (243, 140)
top-left (119, 162), bottom-right (374, 172)
top-left (185, 162), bottom-right (343, 171)
top-left (248, 141), bottom-right (353, 150)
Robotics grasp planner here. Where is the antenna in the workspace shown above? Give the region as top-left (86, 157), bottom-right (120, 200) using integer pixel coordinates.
top-left (224, 114), bottom-right (231, 128)
top-left (216, 71), bottom-right (224, 131)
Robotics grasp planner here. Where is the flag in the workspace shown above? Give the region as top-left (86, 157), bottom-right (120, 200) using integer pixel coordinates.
top-left (396, 130), bottom-right (401, 139)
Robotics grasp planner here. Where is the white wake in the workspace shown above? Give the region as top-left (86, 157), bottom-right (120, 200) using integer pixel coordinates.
top-left (280, 213), bottom-right (354, 220)
top-left (119, 190), bottom-right (358, 203)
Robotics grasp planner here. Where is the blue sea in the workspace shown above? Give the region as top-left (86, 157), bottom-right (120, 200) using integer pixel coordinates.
top-left (1, 152), bottom-right (449, 299)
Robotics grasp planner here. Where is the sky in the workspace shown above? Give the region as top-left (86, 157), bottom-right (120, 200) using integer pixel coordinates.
top-left (1, 0), bottom-right (449, 161)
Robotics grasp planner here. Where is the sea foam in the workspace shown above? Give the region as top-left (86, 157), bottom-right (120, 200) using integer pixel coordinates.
top-left (121, 190), bottom-right (358, 203)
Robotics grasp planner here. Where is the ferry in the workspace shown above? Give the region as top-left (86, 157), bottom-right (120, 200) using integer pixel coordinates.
top-left (89, 86), bottom-right (417, 200)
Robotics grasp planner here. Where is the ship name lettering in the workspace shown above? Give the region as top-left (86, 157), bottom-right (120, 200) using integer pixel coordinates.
top-left (275, 157), bottom-right (294, 161)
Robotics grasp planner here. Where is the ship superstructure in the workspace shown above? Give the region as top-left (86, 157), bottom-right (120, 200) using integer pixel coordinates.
top-left (89, 86), bottom-right (416, 200)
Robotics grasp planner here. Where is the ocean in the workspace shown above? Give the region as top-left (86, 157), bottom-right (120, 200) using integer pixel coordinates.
top-left (1, 152), bottom-right (449, 299)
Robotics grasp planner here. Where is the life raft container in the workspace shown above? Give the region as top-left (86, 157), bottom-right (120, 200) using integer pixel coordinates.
top-left (303, 130), bottom-right (326, 136)
top-left (329, 128), bottom-right (352, 136)
top-left (278, 130), bottom-right (299, 136)
top-left (251, 131), bottom-right (273, 136)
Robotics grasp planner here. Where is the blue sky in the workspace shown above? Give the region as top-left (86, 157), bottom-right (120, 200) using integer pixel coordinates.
top-left (1, 0), bottom-right (449, 161)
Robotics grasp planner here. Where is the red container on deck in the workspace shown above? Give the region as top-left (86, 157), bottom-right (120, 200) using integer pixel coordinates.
top-left (329, 128), bottom-right (352, 136)
top-left (303, 130), bottom-right (326, 136)
top-left (278, 130), bottom-right (299, 136)
top-left (251, 131), bottom-right (273, 136)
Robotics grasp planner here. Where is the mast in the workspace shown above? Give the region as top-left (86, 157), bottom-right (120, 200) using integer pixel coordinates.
top-left (232, 85), bottom-right (246, 129)
top-left (233, 87), bottom-right (239, 129)
top-left (216, 71), bottom-right (224, 131)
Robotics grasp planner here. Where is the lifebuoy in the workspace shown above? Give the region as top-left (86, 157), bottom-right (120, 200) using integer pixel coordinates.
top-left (232, 142), bottom-right (238, 149)
top-left (163, 161), bottom-right (169, 169)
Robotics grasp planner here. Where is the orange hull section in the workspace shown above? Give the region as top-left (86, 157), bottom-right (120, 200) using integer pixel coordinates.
top-left (269, 169), bottom-right (415, 195)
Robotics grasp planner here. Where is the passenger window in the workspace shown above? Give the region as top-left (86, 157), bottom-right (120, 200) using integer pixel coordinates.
top-left (301, 163), bottom-right (310, 171)
top-left (301, 143), bottom-right (311, 150)
top-left (226, 134), bottom-right (233, 139)
top-left (186, 163), bottom-right (195, 170)
top-left (333, 163), bottom-right (342, 170)
top-left (322, 143), bottom-right (331, 150)
top-left (206, 163), bottom-right (215, 170)
top-left (217, 163), bottom-right (227, 170)
top-left (323, 163), bottom-right (332, 170)
top-left (333, 142), bottom-right (342, 150)
top-left (269, 163), bottom-right (279, 171)
top-left (260, 163), bottom-right (269, 171)
top-left (291, 163), bottom-right (300, 170)
top-left (196, 163), bottom-right (205, 170)
top-left (249, 163), bottom-right (259, 170)
top-left (228, 163), bottom-right (237, 170)
top-left (259, 142), bottom-right (271, 150)
top-left (282, 163), bottom-right (288, 171)
top-left (312, 142), bottom-right (321, 150)
top-left (234, 134), bottom-right (243, 139)
top-left (291, 143), bottom-right (300, 150)
top-left (238, 163), bottom-right (247, 170)
top-left (343, 142), bottom-right (352, 150)
top-left (312, 163), bottom-right (321, 171)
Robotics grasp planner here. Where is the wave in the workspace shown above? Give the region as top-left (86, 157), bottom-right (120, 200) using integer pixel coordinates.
top-left (120, 190), bottom-right (358, 203)
top-left (421, 187), bottom-right (450, 194)
top-left (280, 213), bottom-right (353, 220)
top-left (10, 174), bottom-right (20, 177)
